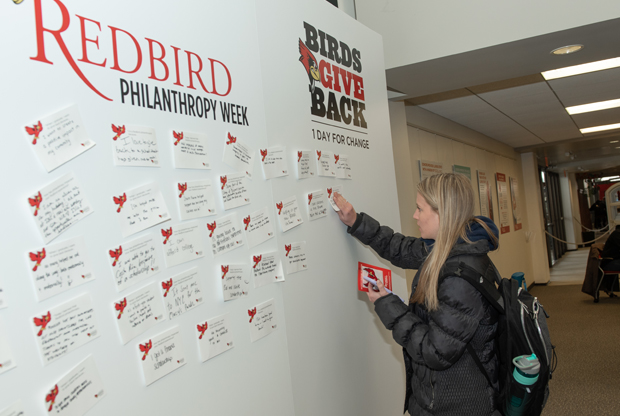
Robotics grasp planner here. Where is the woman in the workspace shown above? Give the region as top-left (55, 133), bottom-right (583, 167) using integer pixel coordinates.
top-left (334, 173), bottom-right (500, 416)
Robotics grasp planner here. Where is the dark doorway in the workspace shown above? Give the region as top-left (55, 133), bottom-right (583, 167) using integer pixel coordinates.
top-left (540, 169), bottom-right (567, 266)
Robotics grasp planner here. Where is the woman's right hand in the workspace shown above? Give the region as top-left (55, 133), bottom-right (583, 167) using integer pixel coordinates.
top-left (333, 192), bottom-right (357, 227)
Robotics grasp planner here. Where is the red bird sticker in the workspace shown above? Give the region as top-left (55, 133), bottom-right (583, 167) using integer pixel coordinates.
top-left (297, 151), bottom-right (303, 162)
top-left (29, 248), bottom-right (46, 271)
top-left (162, 279), bottom-right (173, 297)
top-left (161, 227), bottom-right (173, 244)
top-left (327, 188), bottom-right (333, 199)
top-left (334, 154), bottom-right (340, 164)
top-left (115, 298), bottom-right (127, 319)
top-left (307, 194), bottom-right (313, 205)
top-left (253, 255), bottom-right (262, 269)
top-left (28, 191), bottom-right (43, 216)
top-left (111, 124), bottom-right (125, 141)
top-left (299, 38), bottom-right (320, 91)
top-left (113, 193), bottom-right (127, 213)
top-left (316, 150), bottom-right (322, 160)
top-left (139, 340), bottom-right (152, 360)
top-left (46, 384), bottom-right (59, 412)
top-left (285, 244), bottom-right (292, 257)
top-left (248, 307), bottom-right (257, 323)
top-left (34, 311), bottom-right (51, 336)
top-left (226, 132), bottom-right (237, 145)
top-left (207, 221), bottom-right (217, 237)
top-left (173, 130), bottom-right (184, 146)
top-left (276, 201), bottom-right (283, 215)
top-left (25, 121), bottom-right (43, 145)
top-left (243, 215), bottom-right (251, 230)
top-left (260, 149), bottom-right (268, 162)
top-left (221, 265), bottom-right (229, 279)
top-left (109, 246), bottom-right (122, 266)
top-left (197, 322), bottom-right (208, 339)
top-left (220, 175), bottom-right (227, 190)
top-left (178, 182), bottom-right (187, 198)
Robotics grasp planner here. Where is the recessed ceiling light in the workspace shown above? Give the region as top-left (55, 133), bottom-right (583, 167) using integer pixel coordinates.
top-left (611, 140), bottom-right (619, 143)
top-left (581, 123), bottom-right (620, 134)
top-left (550, 44), bottom-right (584, 55)
top-left (542, 57), bottom-right (620, 80)
top-left (566, 98), bottom-right (620, 115)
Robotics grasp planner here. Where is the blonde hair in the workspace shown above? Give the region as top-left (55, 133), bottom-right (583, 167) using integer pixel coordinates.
top-left (410, 173), bottom-right (498, 311)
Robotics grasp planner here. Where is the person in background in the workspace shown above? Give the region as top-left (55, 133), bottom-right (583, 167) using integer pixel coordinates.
top-left (601, 224), bottom-right (620, 271)
top-left (334, 173), bottom-right (501, 416)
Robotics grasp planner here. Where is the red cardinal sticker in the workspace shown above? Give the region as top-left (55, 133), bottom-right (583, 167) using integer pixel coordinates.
top-left (197, 322), bottom-right (208, 339)
top-left (276, 202), bottom-right (283, 215)
top-left (207, 221), bottom-right (217, 237)
top-left (173, 130), bottom-right (184, 145)
top-left (139, 340), bottom-right (152, 360)
top-left (162, 279), bottom-right (173, 297)
top-left (221, 265), bottom-right (229, 279)
top-left (109, 246), bottom-right (122, 266)
top-left (26, 121), bottom-right (43, 145)
top-left (220, 175), bottom-right (227, 190)
top-left (307, 194), bottom-right (313, 205)
top-left (316, 150), bottom-right (322, 160)
top-left (253, 255), bottom-right (262, 269)
top-left (334, 154), bottom-right (340, 164)
top-left (115, 298), bottom-right (127, 319)
top-left (285, 244), bottom-right (292, 257)
top-left (299, 38), bottom-right (320, 91)
top-left (46, 384), bottom-right (59, 412)
top-left (226, 132), bottom-right (237, 145)
top-left (111, 124), bottom-right (125, 141)
top-left (297, 151), bottom-right (303, 162)
top-left (248, 307), bottom-right (257, 323)
top-left (29, 248), bottom-right (46, 271)
top-left (161, 227), bottom-right (173, 244)
top-left (28, 191), bottom-right (43, 216)
top-left (178, 182), bottom-right (187, 198)
top-left (327, 188), bottom-right (333, 199)
top-left (113, 193), bottom-right (127, 213)
top-left (243, 215), bottom-right (251, 230)
top-left (260, 149), bottom-right (268, 162)
top-left (34, 311), bottom-right (51, 336)
top-left (363, 267), bottom-right (379, 291)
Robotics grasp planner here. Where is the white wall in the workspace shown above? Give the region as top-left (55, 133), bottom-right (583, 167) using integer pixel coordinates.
top-left (560, 175), bottom-right (578, 250)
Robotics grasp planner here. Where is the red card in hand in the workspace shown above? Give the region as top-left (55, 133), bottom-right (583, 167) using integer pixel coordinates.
top-left (358, 262), bottom-right (392, 292)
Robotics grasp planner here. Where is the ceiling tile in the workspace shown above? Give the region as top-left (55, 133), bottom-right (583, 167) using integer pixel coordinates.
top-left (571, 107), bottom-right (620, 129)
top-left (548, 67), bottom-right (620, 107)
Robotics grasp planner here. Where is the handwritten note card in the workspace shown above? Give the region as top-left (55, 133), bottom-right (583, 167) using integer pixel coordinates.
top-left (0, 318), bottom-right (16, 375)
top-left (32, 293), bottom-right (99, 365)
top-left (220, 172), bottom-right (250, 210)
top-left (139, 326), bottom-right (186, 386)
top-left (161, 268), bottom-right (203, 320)
top-left (197, 314), bottom-right (233, 362)
top-left (108, 233), bottom-right (161, 293)
top-left (112, 125), bottom-right (160, 167)
top-left (296, 150), bottom-right (316, 179)
top-left (27, 236), bottom-right (94, 302)
top-left (177, 179), bottom-right (217, 220)
top-left (29, 173), bottom-right (94, 244)
top-left (208, 213), bottom-right (245, 256)
top-left (284, 241), bottom-right (308, 274)
top-left (306, 190), bottom-right (328, 221)
top-left (220, 264), bottom-right (250, 301)
top-left (335, 154), bottom-right (352, 179)
top-left (244, 207), bottom-right (275, 248)
top-left (44, 355), bottom-right (104, 416)
top-left (222, 132), bottom-right (255, 179)
top-left (275, 196), bottom-right (303, 233)
top-left (114, 182), bottom-right (171, 238)
top-left (113, 282), bottom-right (165, 345)
top-left (249, 299), bottom-right (278, 343)
top-left (25, 105), bottom-right (95, 172)
top-left (161, 222), bottom-right (205, 268)
top-left (316, 150), bottom-right (336, 177)
top-left (0, 401), bottom-right (24, 416)
top-left (260, 146), bottom-right (289, 179)
top-left (172, 130), bottom-right (211, 169)
top-left (251, 251), bottom-right (285, 288)
top-left (327, 185), bottom-right (343, 212)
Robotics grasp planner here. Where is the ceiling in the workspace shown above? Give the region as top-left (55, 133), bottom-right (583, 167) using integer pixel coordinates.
top-left (385, 17), bottom-right (620, 175)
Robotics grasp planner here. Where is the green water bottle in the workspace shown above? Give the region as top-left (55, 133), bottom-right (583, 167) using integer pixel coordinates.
top-left (504, 354), bottom-right (540, 416)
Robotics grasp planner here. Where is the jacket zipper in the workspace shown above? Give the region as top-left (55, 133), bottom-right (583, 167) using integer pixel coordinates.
top-left (429, 370), bottom-right (435, 410)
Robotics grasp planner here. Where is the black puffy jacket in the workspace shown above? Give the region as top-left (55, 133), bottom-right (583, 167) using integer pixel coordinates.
top-left (349, 213), bottom-right (499, 416)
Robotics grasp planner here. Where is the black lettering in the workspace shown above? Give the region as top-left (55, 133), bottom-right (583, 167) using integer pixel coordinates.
top-left (352, 100), bottom-right (367, 129)
top-left (153, 87), bottom-right (162, 110)
top-left (326, 33), bottom-right (340, 63)
top-left (120, 78), bottom-right (129, 104)
top-left (340, 96), bottom-right (352, 124)
top-left (303, 22), bottom-right (319, 53)
top-left (352, 49), bottom-right (362, 73)
top-left (187, 93), bottom-right (196, 116)
top-left (326, 91), bottom-right (341, 122)
top-left (340, 41), bottom-right (352, 68)
top-left (310, 86), bottom-right (326, 117)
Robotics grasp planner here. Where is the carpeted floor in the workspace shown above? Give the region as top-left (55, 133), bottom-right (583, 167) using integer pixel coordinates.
top-left (529, 283), bottom-right (620, 415)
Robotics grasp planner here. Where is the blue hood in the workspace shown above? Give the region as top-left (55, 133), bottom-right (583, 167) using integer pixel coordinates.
top-left (422, 216), bottom-right (499, 250)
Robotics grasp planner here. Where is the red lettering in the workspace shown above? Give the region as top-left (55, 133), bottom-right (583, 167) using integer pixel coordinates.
top-left (210, 59), bottom-right (232, 97)
top-left (339, 68), bottom-right (352, 96)
top-left (109, 26), bottom-right (142, 74)
top-left (146, 38), bottom-right (168, 81)
top-left (320, 60), bottom-right (332, 89)
top-left (186, 51), bottom-right (211, 93)
top-left (171, 46), bottom-right (183, 86)
top-left (352, 73), bottom-right (364, 101)
top-left (77, 15), bottom-right (106, 67)
top-left (332, 65), bottom-right (342, 93)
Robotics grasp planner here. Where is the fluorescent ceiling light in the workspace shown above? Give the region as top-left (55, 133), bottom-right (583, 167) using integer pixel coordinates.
top-left (566, 98), bottom-right (620, 115)
top-left (611, 140), bottom-right (619, 143)
top-left (580, 123), bottom-right (620, 134)
top-left (542, 57), bottom-right (620, 80)
top-left (600, 176), bottom-right (619, 181)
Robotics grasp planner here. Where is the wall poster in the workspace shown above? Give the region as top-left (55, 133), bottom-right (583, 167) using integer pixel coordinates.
top-left (477, 171), bottom-right (494, 221)
top-left (495, 173), bottom-right (511, 234)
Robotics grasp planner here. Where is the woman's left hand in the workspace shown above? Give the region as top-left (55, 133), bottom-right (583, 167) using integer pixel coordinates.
top-left (366, 279), bottom-right (390, 303)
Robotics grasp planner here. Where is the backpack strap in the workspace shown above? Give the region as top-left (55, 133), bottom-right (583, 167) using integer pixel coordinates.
top-left (466, 343), bottom-right (493, 387)
top-left (450, 261), bottom-right (505, 313)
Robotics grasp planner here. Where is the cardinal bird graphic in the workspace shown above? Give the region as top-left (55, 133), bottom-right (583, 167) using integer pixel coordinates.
top-left (334, 154), bottom-right (340, 164)
top-left (46, 385), bottom-right (59, 412)
top-left (29, 248), bottom-right (46, 271)
top-left (33, 311), bottom-right (51, 336)
top-left (109, 246), bottom-right (122, 266)
top-left (363, 268), bottom-right (379, 289)
top-left (243, 216), bottom-right (251, 230)
top-left (253, 255), bottom-right (262, 269)
top-left (207, 221), bottom-right (217, 237)
top-left (226, 132), bottom-right (237, 145)
top-left (297, 151), bottom-right (303, 162)
top-left (25, 121), bottom-right (43, 145)
top-left (173, 130), bottom-right (184, 145)
top-left (197, 322), bottom-right (208, 339)
top-left (111, 124), bottom-right (125, 141)
top-left (139, 340), bottom-right (152, 360)
top-left (248, 307), bottom-right (257, 323)
top-left (221, 265), bottom-right (229, 279)
top-left (178, 182), bottom-right (187, 198)
top-left (285, 244), bottom-right (292, 257)
top-left (28, 191), bottom-right (43, 216)
top-left (220, 175), bottom-right (227, 190)
top-left (307, 194), bottom-right (313, 205)
top-left (316, 150), bottom-right (322, 160)
top-left (115, 298), bottom-right (127, 319)
top-left (161, 227), bottom-right (173, 244)
top-left (299, 38), bottom-right (320, 92)
top-left (276, 201), bottom-right (283, 215)
top-left (113, 193), bottom-right (127, 213)
top-left (260, 149), bottom-right (268, 162)
top-left (162, 279), bottom-right (173, 297)
top-left (327, 188), bottom-right (333, 199)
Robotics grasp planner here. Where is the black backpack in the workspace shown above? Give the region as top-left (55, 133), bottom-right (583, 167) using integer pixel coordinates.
top-left (448, 260), bottom-right (556, 416)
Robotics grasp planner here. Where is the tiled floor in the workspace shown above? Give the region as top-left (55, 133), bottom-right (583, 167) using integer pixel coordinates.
top-left (549, 248), bottom-right (589, 285)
